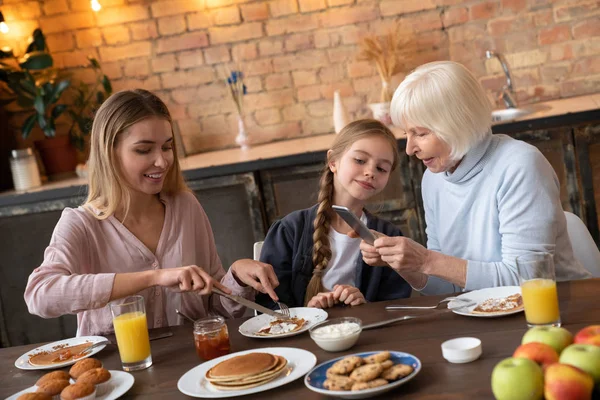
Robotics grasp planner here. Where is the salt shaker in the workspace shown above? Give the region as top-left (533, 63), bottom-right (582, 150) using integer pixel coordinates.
top-left (9, 148), bottom-right (42, 191)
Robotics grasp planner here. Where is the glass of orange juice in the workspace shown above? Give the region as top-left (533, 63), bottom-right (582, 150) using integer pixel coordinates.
top-left (110, 295), bottom-right (152, 371)
top-left (516, 252), bottom-right (561, 328)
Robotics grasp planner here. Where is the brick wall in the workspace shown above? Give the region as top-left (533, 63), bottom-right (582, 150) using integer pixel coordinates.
top-left (0, 0), bottom-right (598, 154)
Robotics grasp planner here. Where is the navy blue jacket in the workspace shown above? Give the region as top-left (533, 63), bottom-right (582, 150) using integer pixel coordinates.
top-left (256, 205), bottom-right (412, 309)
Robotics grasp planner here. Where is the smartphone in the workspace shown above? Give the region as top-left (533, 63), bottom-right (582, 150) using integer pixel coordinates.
top-left (332, 205), bottom-right (377, 245)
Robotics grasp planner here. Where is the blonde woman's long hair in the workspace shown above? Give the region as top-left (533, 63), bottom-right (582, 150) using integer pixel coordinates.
top-left (84, 89), bottom-right (188, 220)
top-left (304, 119), bottom-right (399, 306)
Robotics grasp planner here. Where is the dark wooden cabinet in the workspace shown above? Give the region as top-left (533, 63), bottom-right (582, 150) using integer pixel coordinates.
top-left (0, 210), bottom-right (79, 348)
top-left (188, 172), bottom-right (266, 269)
top-left (574, 123), bottom-right (600, 245)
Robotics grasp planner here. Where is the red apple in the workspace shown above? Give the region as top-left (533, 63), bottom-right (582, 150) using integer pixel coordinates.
top-left (513, 342), bottom-right (559, 369)
top-left (544, 363), bottom-right (594, 400)
top-left (574, 325), bottom-right (600, 347)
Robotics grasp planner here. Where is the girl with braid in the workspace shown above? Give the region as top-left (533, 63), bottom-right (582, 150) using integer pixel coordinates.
top-left (256, 119), bottom-right (411, 310)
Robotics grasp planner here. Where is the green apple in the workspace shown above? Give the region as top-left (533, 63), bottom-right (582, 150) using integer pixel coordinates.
top-left (559, 344), bottom-right (600, 383)
top-left (491, 357), bottom-right (544, 400)
top-left (522, 326), bottom-right (573, 354)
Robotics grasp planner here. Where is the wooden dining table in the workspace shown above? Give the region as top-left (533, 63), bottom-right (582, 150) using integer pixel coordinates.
top-left (1, 278), bottom-right (599, 399)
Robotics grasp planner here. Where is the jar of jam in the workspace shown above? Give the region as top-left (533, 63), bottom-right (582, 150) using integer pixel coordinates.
top-left (194, 316), bottom-right (231, 360)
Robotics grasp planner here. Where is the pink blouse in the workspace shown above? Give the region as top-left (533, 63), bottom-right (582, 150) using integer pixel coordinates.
top-left (24, 191), bottom-right (254, 336)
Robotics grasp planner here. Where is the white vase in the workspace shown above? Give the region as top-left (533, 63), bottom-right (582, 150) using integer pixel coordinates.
top-left (333, 90), bottom-right (350, 134)
top-left (235, 115), bottom-right (249, 150)
top-left (368, 102), bottom-right (393, 126)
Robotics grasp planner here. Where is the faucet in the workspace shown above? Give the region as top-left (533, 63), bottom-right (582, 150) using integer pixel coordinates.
top-left (485, 50), bottom-right (518, 109)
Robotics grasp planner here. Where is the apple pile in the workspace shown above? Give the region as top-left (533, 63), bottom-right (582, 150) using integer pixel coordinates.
top-left (491, 325), bottom-right (600, 400)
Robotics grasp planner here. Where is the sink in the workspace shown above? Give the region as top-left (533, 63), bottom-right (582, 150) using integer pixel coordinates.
top-left (491, 108), bottom-right (532, 123)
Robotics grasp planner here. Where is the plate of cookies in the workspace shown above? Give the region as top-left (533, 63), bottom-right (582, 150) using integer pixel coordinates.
top-left (304, 350), bottom-right (421, 399)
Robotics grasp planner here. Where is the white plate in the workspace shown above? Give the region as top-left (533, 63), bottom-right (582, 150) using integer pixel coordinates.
top-left (238, 307), bottom-right (328, 339)
top-left (14, 336), bottom-right (109, 370)
top-left (6, 370), bottom-right (134, 400)
top-left (177, 347), bottom-right (317, 398)
top-left (448, 286), bottom-right (523, 318)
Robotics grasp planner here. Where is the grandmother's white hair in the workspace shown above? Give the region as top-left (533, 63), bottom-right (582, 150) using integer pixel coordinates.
top-left (390, 61), bottom-right (493, 160)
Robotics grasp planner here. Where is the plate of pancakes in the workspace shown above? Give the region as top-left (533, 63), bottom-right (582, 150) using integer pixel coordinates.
top-left (304, 350), bottom-right (421, 399)
top-left (238, 307), bottom-right (328, 339)
top-left (177, 347), bottom-right (317, 398)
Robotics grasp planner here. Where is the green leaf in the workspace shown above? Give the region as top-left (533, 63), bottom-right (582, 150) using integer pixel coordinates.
top-left (22, 114), bottom-right (37, 139)
top-left (50, 79), bottom-right (70, 103)
top-left (52, 104), bottom-right (67, 119)
top-left (96, 91), bottom-right (104, 104)
top-left (42, 82), bottom-right (54, 104)
top-left (37, 113), bottom-right (47, 130)
top-left (43, 119), bottom-right (55, 137)
top-left (20, 78), bottom-right (36, 96)
top-left (89, 57), bottom-right (101, 69)
top-left (34, 95), bottom-right (45, 116)
top-left (19, 51), bottom-right (53, 70)
top-left (102, 75), bottom-right (112, 95)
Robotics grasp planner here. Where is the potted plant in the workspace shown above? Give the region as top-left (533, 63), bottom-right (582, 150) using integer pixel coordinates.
top-left (356, 27), bottom-right (407, 125)
top-left (0, 29), bottom-right (112, 176)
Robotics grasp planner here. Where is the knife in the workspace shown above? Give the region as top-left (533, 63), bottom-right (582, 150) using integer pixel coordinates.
top-left (212, 288), bottom-right (291, 320)
top-left (362, 315), bottom-right (418, 330)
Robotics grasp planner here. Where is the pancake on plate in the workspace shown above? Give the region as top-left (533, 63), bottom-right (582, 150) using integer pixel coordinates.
top-left (471, 293), bottom-right (523, 314)
top-left (255, 317), bottom-right (306, 336)
top-left (205, 352), bottom-right (289, 391)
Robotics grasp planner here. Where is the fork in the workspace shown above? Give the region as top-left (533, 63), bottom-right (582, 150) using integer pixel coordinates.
top-left (385, 296), bottom-right (469, 310)
top-left (277, 302), bottom-right (290, 317)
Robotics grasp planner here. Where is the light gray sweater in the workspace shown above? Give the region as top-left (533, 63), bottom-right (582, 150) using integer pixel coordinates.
top-left (419, 134), bottom-right (591, 295)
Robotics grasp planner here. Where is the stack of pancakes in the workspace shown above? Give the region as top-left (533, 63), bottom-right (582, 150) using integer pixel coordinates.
top-left (205, 353), bottom-right (288, 391)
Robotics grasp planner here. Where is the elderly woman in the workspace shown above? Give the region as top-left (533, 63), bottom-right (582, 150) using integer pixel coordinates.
top-left (359, 61), bottom-right (590, 295)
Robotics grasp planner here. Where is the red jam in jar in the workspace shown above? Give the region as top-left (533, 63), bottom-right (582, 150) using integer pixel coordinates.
top-left (194, 316), bottom-right (231, 360)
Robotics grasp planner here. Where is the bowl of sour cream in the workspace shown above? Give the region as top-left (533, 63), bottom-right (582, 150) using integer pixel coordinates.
top-left (309, 317), bottom-right (362, 352)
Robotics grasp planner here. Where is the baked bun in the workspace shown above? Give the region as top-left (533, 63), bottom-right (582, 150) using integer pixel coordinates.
top-left (59, 383), bottom-right (96, 400)
top-left (69, 358), bottom-right (102, 380)
top-left (36, 371), bottom-right (70, 387)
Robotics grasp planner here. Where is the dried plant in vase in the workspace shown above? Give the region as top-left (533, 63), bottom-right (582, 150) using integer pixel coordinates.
top-left (357, 26), bottom-right (406, 103)
top-left (224, 68), bottom-right (249, 150)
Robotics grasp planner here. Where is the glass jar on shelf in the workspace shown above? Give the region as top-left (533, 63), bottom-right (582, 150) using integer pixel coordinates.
top-left (9, 148), bottom-right (42, 191)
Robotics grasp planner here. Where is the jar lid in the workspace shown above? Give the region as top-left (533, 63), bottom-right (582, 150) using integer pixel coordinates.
top-left (11, 148), bottom-right (34, 159)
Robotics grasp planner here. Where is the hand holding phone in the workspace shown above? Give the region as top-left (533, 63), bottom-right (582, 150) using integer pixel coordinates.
top-left (332, 205), bottom-right (377, 245)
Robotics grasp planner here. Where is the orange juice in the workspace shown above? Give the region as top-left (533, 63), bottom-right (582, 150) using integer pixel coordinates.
top-left (113, 311), bottom-right (151, 363)
top-left (521, 278), bottom-right (560, 325)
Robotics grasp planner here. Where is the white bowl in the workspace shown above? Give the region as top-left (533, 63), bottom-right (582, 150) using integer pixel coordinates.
top-left (309, 317), bottom-right (362, 352)
top-left (441, 337), bottom-right (482, 363)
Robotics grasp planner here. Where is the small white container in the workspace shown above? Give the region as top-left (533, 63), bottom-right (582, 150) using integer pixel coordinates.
top-left (9, 148), bottom-right (42, 191)
top-left (309, 317), bottom-right (362, 352)
top-left (441, 337), bottom-right (482, 363)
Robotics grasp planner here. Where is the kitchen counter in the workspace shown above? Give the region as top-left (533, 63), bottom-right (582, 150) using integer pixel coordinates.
top-left (1, 93), bottom-right (599, 209)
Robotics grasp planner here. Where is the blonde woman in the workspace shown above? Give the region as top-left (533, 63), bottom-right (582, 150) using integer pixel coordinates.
top-left (256, 119), bottom-right (411, 310)
top-left (25, 89), bottom-right (279, 336)
top-left (358, 61), bottom-right (590, 295)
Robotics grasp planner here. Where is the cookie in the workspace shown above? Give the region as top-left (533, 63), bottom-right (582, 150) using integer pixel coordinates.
top-left (380, 360), bottom-right (394, 369)
top-left (364, 351), bottom-right (391, 364)
top-left (351, 378), bottom-right (389, 391)
top-left (329, 356), bottom-right (363, 375)
top-left (349, 363), bottom-right (383, 382)
top-left (326, 369), bottom-right (348, 379)
top-left (381, 363), bottom-right (414, 381)
top-left (323, 376), bottom-right (354, 391)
